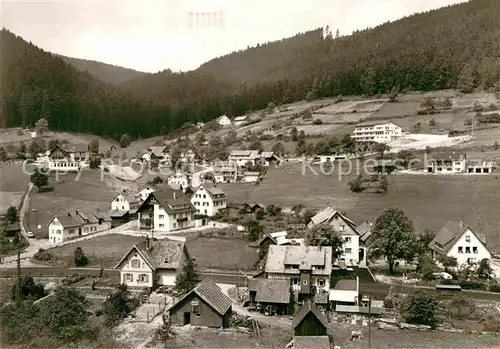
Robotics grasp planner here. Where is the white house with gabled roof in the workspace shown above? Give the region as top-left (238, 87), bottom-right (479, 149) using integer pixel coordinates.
top-left (190, 183), bottom-right (227, 217)
top-left (217, 115), bottom-right (232, 127)
top-left (115, 238), bottom-right (187, 288)
top-left (308, 206), bottom-right (365, 266)
top-left (233, 115), bottom-right (248, 126)
top-left (167, 170), bottom-right (191, 189)
top-left (429, 221), bottom-right (491, 266)
top-left (228, 150), bottom-right (261, 167)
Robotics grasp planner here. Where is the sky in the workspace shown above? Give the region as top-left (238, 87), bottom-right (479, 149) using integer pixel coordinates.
top-left (1, 0), bottom-right (467, 73)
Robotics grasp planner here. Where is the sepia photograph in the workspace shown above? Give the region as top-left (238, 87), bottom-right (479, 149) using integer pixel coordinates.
top-left (1, 0), bottom-right (500, 348)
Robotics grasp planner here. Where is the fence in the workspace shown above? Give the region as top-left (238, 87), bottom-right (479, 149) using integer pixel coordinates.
top-left (129, 294), bottom-right (174, 323)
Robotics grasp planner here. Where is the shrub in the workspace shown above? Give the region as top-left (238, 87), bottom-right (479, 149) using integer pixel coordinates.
top-left (312, 119), bottom-right (323, 125)
top-left (74, 247), bottom-right (89, 267)
top-left (489, 283), bottom-right (500, 293)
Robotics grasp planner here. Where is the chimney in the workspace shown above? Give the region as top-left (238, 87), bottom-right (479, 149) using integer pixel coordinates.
top-left (459, 221), bottom-right (463, 228)
top-left (146, 235), bottom-right (150, 250)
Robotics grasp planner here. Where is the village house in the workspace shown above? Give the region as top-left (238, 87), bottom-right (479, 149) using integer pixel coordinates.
top-left (138, 185), bottom-right (155, 202)
top-left (217, 114), bottom-right (232, 127)
top-left (196, 121), bottom-right (205, 129)
top-left (233, 115), bottom-right (248, 126)
top-left (260, 151), bottom-right (281, 166)
top-left (426, 151), bottom-right (467, 174)
top-left (146, 146), bottom-right (171, 165)
top-left (243, 171), bottom-right (260, 182)
top-left (190, 183), bottom-right (227, 217)
top-left (228, 149), bottom-right (261, 167)
top-left (213, 160), bottom-right (238, 183)
top-left (168, 278), bottom-right (232, 328)
top-left (248, 278), bottom-right (292, 315)
top-left (109, 191), bottom-right (141, 226)
top-left (265, 245), bottom-right (332, 300)
top-left (351, 121), bottom-right (402, 143)
top-left (292, 300), bottom-right (329, 337)
top-left (308, 206), bottom-right (366, 266)
top-left (178, 149), bottom-right (196, 164)
top-left (258, 231), bottom-right (305, 252)
top-left (167, 170), bottom-right (191, 189)
top-left (116, 238), bottom-right (186, 288)
top-left (44, 143), bottom-right (89, 171)
top-left (358, 221), bottom-right (374, 246)
top-left (136, 189), bottom-right (197, 232)
top-left (48, 209), bottom-right (111, 244)
top-left (428, 221), bottom-right (491, 266)
top-left (465, 159), bottom-right (496, 174)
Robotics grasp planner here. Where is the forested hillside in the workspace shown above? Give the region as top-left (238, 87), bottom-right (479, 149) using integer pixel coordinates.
top-left (2, 0), bottom-right (500, 139)
top-left (56, 54), bottom-right (149, 85)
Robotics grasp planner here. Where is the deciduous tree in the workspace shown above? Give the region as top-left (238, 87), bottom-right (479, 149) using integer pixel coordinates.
top-left (306, 223), bottom-right (344, 261)
top-left (30, 169), bottom-right (49, 191)
top-left (401, 290), bottom-right (439, 328)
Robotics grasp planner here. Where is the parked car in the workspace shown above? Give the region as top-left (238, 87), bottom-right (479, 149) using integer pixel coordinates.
top-left (433, 272), bottom-right (453, 280)
top-left (26, 231), bottom-right (34, 238)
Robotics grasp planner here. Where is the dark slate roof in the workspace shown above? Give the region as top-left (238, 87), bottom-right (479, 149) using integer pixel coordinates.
top-left (139, 189), bottom-right (196, 215)
top-left (292, 300), bottom-right (328, 330)
top-left (168, 279), bottom-right (232, 316)
top-left (429, 221), bottom-right (485, 254)
top-left (357, 221), bottom-right (373, 242)
top-left (52, 209), bottom-right (109, 228)
top-left (293, 336), bottom-right (330, 349)
top-left (115, 239), bottom-right (185, 270)
top-left (248, 278), bottom-right (291, 304)
top-left (109, 210), bottom-right (128, 218)
top-left (258, 233), bottom-right (277, 246)
top-left (334, 279), bottom-right (357, 291)
top-left (64, 143), bottom-right (89, 153)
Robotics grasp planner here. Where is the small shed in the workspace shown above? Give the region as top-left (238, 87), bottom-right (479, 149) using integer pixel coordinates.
top-left (293, 300), bottom-right (329, 336)
top-left (168, 279), bottom-right (232, 328)
top-left (248, 278), bottom-right (291, 314)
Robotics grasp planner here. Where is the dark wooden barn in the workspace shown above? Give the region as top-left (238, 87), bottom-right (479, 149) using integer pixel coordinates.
top-left (168, 279), bottom-right (232, 328)
top-left (292, 300), bottom-right (329, 336)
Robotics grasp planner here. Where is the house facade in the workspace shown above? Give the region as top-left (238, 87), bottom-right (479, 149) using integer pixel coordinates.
top-left (217, 115), bottom-right (232, 127)
top-left (429, 221), bottom-right (491, 266)
top-left (44, 143), bottom-right (89, 171)
top-left (292, 300), bottom-right (329, 336)
top-left (190, 183), bottom-right (227, 217)
top-left (48, 210), bottom-right (111, 244)
top-left (233, 115), bottom-right (248, 126)
top-left (351, 121), bottom-right (402, 143)
top-left (213, 161), bottom-right (238, 183)
top-left (329, 278), bottom-right (359, 305)
top-left (466, 159), bottom-right (496, 174)
top-left (147, 146), bottom-right (171, 165)
top-left (138, 186), bottom-right (155, 202)
top-left (243, 171), bottom-right (260, 182)
top-left (168, 279), bottom-right (232, 328)
top-left (179, 150), bottom-right (196, 164)
top-left (137, 189), bottom-right (197, 232)
top-left (110, 192), bottom-right (141, 212)
top-left (427, 152), bottom-right (467, 174)
top-left (260, 151), bottom-right (281, 166)
top-left (167, 171), bottom-right (191, 189)
top-left (319, 154), bottom-right (348, 163)
top-left (265, 245), bottom-right (332, 294)
top-left (308, 206), bottom-right (365, 266)
top-left (228, 150), bottom-right (261, 167)
top-left (115, 238), bottom-right (186, 288)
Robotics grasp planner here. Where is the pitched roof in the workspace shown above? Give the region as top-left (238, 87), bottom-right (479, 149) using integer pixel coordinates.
top-left (265, 245), bottom-right (332, 276)
top-left (429, 151), bottom-right (466, 161)
top-left (357, 221), bottom-right (373, 242)
top-left (429, 221), bottom-right (486, 254)
top-left (258, 234), bottom-right (277, 246)
top-left (109, 210), bottom-right (128, 218)
top-left (113, 191), bottom-right (140, 203)
top-left (293, 336), bottom-right (330, 349)
top-left (51, 209), bottom-right (110, 228)
top-left (198, 183), bottom-right (226, 197)
top-left (248, 278), bottom-right (291, 304)
top-left (169, 279), bottom-right (232, 316)
top-left (309, 206), bottom-right (356, 228)
top-left (292, 300), bottom-right (329, 330)
top-left (229, 149), bottom-right (260, 158)
top-left (355, 120), bottom-right (400, 128)
top-left (138, 189), bottom-right (196, 215)
top-left (334, 279), bottom-right (357, 291)
top-left (234, 115), bottom-right (248, 121)
top-left (149, 146), bottom-right (167, 157)
top-left (115, 239), bottom-right (185, 270)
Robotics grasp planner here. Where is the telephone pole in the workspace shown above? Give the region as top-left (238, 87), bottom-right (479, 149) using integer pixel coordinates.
top-left (368, 294), bottom-right (372, 349)
top-left (16, 251), bottom-right (22, 304)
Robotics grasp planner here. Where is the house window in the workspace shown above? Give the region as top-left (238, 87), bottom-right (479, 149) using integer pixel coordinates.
top-left (458, 247), bottom-right (463, 253)
top-left (292, 278), bottom-right (299, 285)
top-left (465, 235), bottom-right (471, 242)
top-left (345, 248), bottom-right (352, 253)
top-left (125, 273), bottom-right (133, 282)
top-left (473, 247), bottom-right (478, 254)
top-left (465, 247), bottom-right (471, 253)
top-left (159, 215), bottom-right (164, 219)
top-left (317, 279), bottom-right (325, 287)
top-left (173, 223), bottom-right (177, 228)
top-left (159, 224), bottom-right (164, 228)
top-left (138, 274), bottom-right (148, 283)
top-left (131, 259), bottom-right (141, 268)
top-left (340, 225), bottom-right (345, 232)
top-left (345, 237), bottom-right (351, 243)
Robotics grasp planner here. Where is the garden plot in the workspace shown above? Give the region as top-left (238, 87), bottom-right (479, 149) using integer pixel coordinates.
top-left (295, 123), bottom-right (341, 135)
top-left (311, 112), bottom-right (372, 124)
top-left (453, 92), bottom-right (499, 109)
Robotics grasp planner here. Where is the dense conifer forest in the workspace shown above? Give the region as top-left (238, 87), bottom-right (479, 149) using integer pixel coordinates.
top-left (1, 0), bottom-right (499, 139)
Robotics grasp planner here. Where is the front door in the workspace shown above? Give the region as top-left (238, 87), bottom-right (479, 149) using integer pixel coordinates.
top-left (183, 312), bottom-right (190, 325)
top-left (78, 228), bottom-right (82, 236)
